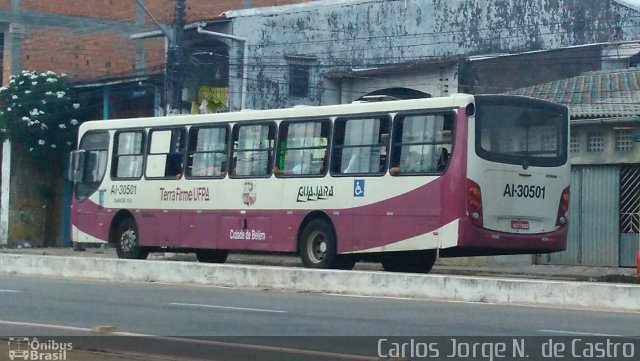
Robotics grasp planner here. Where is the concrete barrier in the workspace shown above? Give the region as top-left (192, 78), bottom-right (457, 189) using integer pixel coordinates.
top-left (1, 254), bottom-right (638, 312)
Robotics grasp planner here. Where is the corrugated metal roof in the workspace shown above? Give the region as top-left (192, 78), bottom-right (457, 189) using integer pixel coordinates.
top-left (507, 68), bottom-right (640, 119)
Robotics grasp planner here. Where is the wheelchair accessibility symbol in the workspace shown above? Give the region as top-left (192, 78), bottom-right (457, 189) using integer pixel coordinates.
top-left (353, 179), bottom-right (365, 197)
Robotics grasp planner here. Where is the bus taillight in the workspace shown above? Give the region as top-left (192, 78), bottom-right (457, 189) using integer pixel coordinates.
top-left (556, 186), bottom-right (570, 227)
top-left (467, 179), bottom-right (483, 227)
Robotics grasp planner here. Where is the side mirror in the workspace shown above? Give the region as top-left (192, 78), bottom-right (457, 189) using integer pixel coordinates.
top-left (66, 150), bottom-right (86, 183)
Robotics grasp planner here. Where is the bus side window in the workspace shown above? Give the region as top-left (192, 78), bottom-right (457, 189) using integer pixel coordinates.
top-left (113, 130), bottom-right (144, 179)
top-left (187, 126), bottom-right (229, 178)
top-left (146, 128), bottom-right (185, 179)
top-left (275, 119), bottom-right (329, 176)
top-left (331, 115), bottom-right (390, 175)
top-left (390, 113), bottom-right (453, 175)
top-left (231, 123), bottom-right (275, 177)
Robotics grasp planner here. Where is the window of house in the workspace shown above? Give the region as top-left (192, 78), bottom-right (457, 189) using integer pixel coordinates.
top-left (331, 115), bottom-right (390, 175)
top-left (187, 126), bottom-right (229, 178)
top-left (231, 123), bottom-right (275, 177)
top-left (289, 64), bottom-right (310, 98)
top-left (616, 130), bottom-right (633, 152)
top-left (587, 132), bottom-right (604, 153)
top-left (276, 120), bottom-right (330, 176)
top-left (390, 113), bottom-right (453, 175)
top-left (570, 131), bottom-right (580, 153)
top-left (146, 128), bottom-right (186, 179)
top-left (112, 131), bottom-right (145, 179)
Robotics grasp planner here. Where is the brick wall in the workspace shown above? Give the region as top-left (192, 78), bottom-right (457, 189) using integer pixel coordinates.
top-left (21, 28), bottom-right (138, 81)
top-left (0, 0), bottom-right (11, 10)
top-left (21, 0), bottom-right (136, 21)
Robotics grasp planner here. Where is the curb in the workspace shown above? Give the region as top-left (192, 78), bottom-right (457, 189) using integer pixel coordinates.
top-left (1, 254), bottom-right (639, 312)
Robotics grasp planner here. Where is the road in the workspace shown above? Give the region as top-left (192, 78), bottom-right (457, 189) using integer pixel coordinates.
top-left (1, 274), bottom-right (639, 360)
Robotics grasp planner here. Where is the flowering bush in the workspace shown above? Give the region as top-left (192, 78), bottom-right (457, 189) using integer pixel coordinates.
top-left (0, 70), bottom-right (83, 162)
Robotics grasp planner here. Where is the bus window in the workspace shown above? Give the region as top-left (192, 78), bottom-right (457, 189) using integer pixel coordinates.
top-left (146, 128), bottom-right (186, 179)
top-left (75, 132), bottom-right (109, 200)
top-left (231, 123), bottom-right (275, 177)
top-left (112, 130), bottom-right (145, 179)
top-left (275, 119), bottom-right (329, 176)
top-left (389, 113), bottom-right (453, 175)
top-left (187, 126), bottom-right (229, 178)
top-left (331, 115), bottom-right (390, 175)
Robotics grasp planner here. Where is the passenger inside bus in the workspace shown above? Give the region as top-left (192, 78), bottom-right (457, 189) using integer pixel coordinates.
top-left (437, 147), bottom-right (450, 171)
top-left (389, 151), bottom-right (421, 175)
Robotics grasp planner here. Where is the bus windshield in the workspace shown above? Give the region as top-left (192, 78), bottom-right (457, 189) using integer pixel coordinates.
top-left (475, 95), bottom-right (568, 168)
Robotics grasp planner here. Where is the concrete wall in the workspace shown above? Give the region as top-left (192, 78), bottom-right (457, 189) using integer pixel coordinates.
top-left (227, 0), bottom-right (640, 109)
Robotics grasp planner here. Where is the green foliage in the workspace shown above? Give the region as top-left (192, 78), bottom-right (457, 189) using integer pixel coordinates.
top-left (0, 70), bottom-right (83, 163)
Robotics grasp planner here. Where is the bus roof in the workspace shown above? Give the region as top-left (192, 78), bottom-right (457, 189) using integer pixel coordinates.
top-left (79, 93), bottom-right (475, 132)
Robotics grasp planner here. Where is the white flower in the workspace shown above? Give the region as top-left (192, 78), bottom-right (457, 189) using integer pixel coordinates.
top-left (6, 107), bottom-right (11, 111)
top-left (45, 91), bottom-right (53, 96)
top-left (73, 103), bottom-right (80, 109)
top-left (41, 100), bottom-right (47, 104)
top-left (18, 81), bottom-right (24, 85)
top-left (27, 121), bottom-right (34, 126)
top-left (46, 78), bottom-right (57, 83)
top-left (56, 91), bottom-right (65, 98)
top-left (0, 87), bottom-right (6, 92)
top-left (40, 124), bottom-right (48, 130)
top-left (59, 124), bottom-right (66, 129)
top-left (46, 71), bottom-right (55, 75)
top-left (8, 79), bottom-right (15, 84)
top-left (33, 120), bottom-right (40, 124)
top-left (39, 110), bottom-right (44, 115)
top-left (21, 116), bottom-right (30, 122)
top-left (29, 147), bottom-right (33, 152)
top-left (61, 73), bottom-right (67, 77)
top-left (24, 90), bottom-right (31, 94)
top-left (38, 139), bottom-right (45, 145)
top-left (66, 141), bottom-right (72, 146)
top-left (50, 144), bottom-right (56, 148)
top-left (11, 95), bottom-right (18, 100)
top-left (30, 75), bottom-right (38, 80)
top-left (70, 119), bottom-right (78, 125)
top-left (31, 81), bottom-right (38, 86)
top-left (0, 129), bottom-right (5, 133)
top-left (30, 109), bottom-right (39, 116)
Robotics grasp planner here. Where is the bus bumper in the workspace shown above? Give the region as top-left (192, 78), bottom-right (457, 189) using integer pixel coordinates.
top-left (441, 218), bottom-right (568, 257)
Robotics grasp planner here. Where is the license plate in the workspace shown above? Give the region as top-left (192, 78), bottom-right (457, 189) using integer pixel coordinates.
top-left (511, 220), bottom-right (529, 230)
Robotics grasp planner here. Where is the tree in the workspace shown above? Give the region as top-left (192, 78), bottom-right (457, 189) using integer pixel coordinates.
top-left (0, 70), bottom-right (83, 164)
top-left (0, 70), bottom-right (85, 246)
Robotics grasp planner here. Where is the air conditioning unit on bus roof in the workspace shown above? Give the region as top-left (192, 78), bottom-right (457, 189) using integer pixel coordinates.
top-left (355, 95), bottom-right (401, 103)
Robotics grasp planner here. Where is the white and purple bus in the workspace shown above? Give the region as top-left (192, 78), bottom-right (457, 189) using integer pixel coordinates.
top-left (68, 94), bottom-right (570, 273)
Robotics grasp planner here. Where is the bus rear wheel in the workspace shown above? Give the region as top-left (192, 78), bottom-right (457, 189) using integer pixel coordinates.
top-left (381, 250), bottom-right (437, 273)
top-left (115, 218), bottom-right (149, 260)
top-left (196, 250), bottom-right (229, 263)
top-left (300, 219), bottom-right (350, 269)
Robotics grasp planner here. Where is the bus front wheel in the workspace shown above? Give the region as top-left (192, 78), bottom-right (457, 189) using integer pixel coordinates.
top-left (115, 218), bottom-right (149, 260)
top-left (381, 250), bottom-right (437, 273)
top-left (196, 250), bottom-right (229, 263)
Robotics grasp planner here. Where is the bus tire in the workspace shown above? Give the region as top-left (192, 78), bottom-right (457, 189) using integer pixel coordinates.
top-left (115, 218), bottom-right (148, 260)
top-left (381, 250), bottom-right (437, 273)
top-left (196, 250), bottom-right (229, 263)
top-left (299, 219), bottom-right (339, 269)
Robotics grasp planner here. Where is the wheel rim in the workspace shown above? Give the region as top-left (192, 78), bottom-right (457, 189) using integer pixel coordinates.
top-left (306, 230), bottom-right (327, 264)
top-left (120, 228), bottom-right (137, 253)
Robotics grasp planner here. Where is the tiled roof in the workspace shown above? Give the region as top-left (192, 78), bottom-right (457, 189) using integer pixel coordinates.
top-left (507, 68), bottom-right (640, 119)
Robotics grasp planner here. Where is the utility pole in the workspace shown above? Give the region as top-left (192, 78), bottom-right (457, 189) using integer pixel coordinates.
top-left (134, 0), bottom-right (185, 114)
top-left (171, 0), bottom-right (186, 113)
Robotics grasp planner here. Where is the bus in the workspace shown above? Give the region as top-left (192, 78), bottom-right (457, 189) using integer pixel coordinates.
top-left (68, 94), bottom-right (570, 273)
